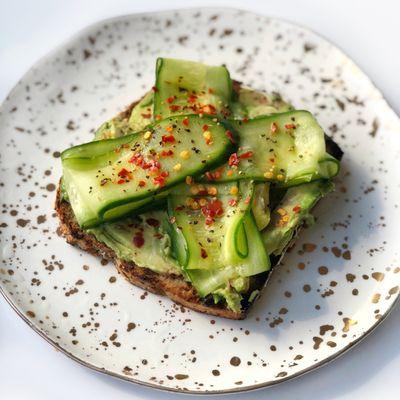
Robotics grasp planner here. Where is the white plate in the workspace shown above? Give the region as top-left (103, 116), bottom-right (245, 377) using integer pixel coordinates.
top-left (0, 7), bottom-right (399, 394)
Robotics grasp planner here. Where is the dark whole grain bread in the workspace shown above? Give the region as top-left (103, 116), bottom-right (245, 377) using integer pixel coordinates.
top-left (55, 89), bottom-right (343, 320)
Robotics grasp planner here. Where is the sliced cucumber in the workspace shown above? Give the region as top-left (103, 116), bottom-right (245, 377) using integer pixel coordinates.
top-left (62, 114), bottom-right (234, 228)
top-left (262, 180), bottom-right (334, 255)
top-left (167, 180), bottom-right (270, 299)
top-left (167, 181), bottom-right (254, 271)
top-left (252, 182), bottom-right (270, 230)
top-left (154, 58), bottom-right (232, 118)
top-left (231, 86), bottom-right (293, 119)
top-left (184, 211), bottom-right (270, 297)
top-left (202, 110), bottom-right (340, 185)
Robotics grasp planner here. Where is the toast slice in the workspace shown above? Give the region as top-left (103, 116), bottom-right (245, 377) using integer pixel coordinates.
top-left (55, 92), bottom-right (343, 320)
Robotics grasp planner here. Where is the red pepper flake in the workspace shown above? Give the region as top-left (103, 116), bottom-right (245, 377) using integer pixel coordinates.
top-left (271, 122), bottom-right (278, 133)
top-left (128, 154), bottom-right (143, 166)
top-left (228, 152), bottom-right (239, 167)
top-left (202, 124), bottom-right (209, 131)
top-left (293, 205), bottom-right (301, 213)
top-left (160, 149), bottom-right (174, 157)
top-left (225, 130), bottom-right (235, 144)
top-left (133, 232), bottom-right (145, 248)
top-left (166, 95), bottom-right (175, 103)
top-left (141, 113), bottom-right (151, 119)
top-left (228, 198), bottom-right (237, 207)
top-left (117, 179), bottom-right (125, 184)
top-left (200, 104), bottom-right (217, 115)
top-left (161, 134), bottom-right (175, 143)
top-left (201, 199), bottom-right (224, 223)
top-left (239, 151), bottom-right (253, 159)
top-left (285, 123), bottom-right (296, 130)
top-left (182, 117), bottom-right (189, 127)
top-left (155, 114), bottom-right (162, 121)
top-left (205, 171), bottom-right (214, 181)
top-left (153, 171), bottom-right (169, 187)
top-left (142, 159), bottom-right (161, 172)
top-left (118, 168), bottom-right (130, 178)
top-left (244, 196), bottom-right (251, 204)
top-left (205, 217), bottom-right (214, 226)
top-left (138, 180), bottom-right (146, 187)
top-left (151, 86), bottom-right (158, 92)
top-left (169, 104), bottom-right (181, 112)
top-left (242, 117), bottom-right (249, 123)
top-left (188, 94), bottom-right (197, 103)
top-left (146, 218), bottom-right (160, 227)
top-left (153, 175), bottom-right (165, 186)
top-left (205, 169), bottom-right (223, 181)
top-left (200, 248), bottom-right (208, 258)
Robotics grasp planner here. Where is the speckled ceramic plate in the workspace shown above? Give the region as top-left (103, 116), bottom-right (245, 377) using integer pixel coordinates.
top-left (1, 7), bottom-right (399, 394)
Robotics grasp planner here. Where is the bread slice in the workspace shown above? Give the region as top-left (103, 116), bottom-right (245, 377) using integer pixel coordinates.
top-left (55, 92), bottom-right (343, 320)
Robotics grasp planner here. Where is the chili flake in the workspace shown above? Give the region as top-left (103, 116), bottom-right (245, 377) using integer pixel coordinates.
top-left (160, 149), bottom-right (174, 157)
top-left (162, 134), bottom-right (175, 143)
top-left (200, 248), bottom-right (208, 259)
top-left (293, 205), bottom-right (301, 213)
top-left (201, 199), bottom-right (224, 224)
top-left (228, 198), bottom-right (237, 207)
top-left (200, 104), bottom-right (217, 115)
top-left (146, 218), bottom-right (160, 227)
top-left (228, 153), bottom-right (239, 167)
top-left (133, 232), bottom-right (145, 248)
top-left (169, 104), bottom-right (181, 112)
top-left (118, 168), bottom-right (130, 178)
top-left (239, 151), bottom-right (254, 159)
top-left (188, 94), bottom-right (198, 103)
top-left (205, 169), bottom-right (222, 181)
top-left (203, 130), bottom-right (213, 145)
top-left (225, 130), bottom-right (235, 144)
top-left (153, 175), bottom-right (166, 186)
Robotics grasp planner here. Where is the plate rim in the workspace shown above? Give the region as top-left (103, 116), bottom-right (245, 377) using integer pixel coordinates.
top-left (1, 6), bottom-right (399, 395)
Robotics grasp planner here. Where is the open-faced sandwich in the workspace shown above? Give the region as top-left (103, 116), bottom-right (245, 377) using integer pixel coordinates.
top-left (56, 58), bottom-right (343, 319)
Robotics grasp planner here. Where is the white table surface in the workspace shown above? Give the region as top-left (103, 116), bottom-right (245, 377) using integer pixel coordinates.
top-left (1, 1), bottom-right (399, 399)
